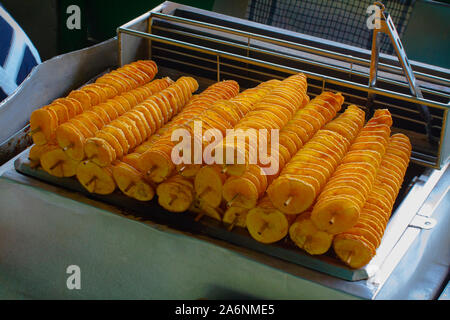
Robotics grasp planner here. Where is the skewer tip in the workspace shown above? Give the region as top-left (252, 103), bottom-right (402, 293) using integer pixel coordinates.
top-left (198, 187), bottom-right (211, 199)
top-left (124, 183), bottom-right (135, 193)
top-left (257, 222), bottom-right (268, 235)
top-left (284, 196), bottom-right (293, 207)
top-left (194, 211), bottom-right (205, 222)
top-left (62, 144), bottom-right (74, 152)
top-left (28, 127), bottom-right (41, 136)
top-left (227, 216), bottom-right (238, 232)
top-left (227, 193), bottom-right (240, 208)
top-left (86, 176), bottom-right (97, 187)
top-left (346, 251), bottom-right (353, 265)
top-left (49, 161), bottom-right (62, 170)
top-left (146, 166), bottom-right (155, 177)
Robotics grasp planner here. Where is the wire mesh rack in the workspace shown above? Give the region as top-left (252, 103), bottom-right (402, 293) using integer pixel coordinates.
top-left (246, 0), bottom-right (416, 55)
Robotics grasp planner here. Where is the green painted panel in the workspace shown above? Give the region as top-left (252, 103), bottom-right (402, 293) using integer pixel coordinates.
top-left (58, 1), bottom-right (215, 54)
top-left (86, 0), bottom-right (214, 41)
top-left (58, 0), bottom-right (89, 54)
top-left (402, 1), bottom-right (450, 69)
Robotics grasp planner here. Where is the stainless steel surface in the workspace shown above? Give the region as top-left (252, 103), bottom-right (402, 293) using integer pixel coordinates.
top-left (439, 282), bottom-right (450, 300)
top-left (0, 147), bottom-right (448, 299)
top-left (0, 156), bottom-right (358, 300)
top-left (0, 125), bottom-right (32, 166)
top-left (374, 166), bottom-right (450, 299)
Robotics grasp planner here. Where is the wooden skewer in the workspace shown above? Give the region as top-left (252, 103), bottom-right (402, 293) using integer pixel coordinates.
top-left (124, 182), bottom-right (135, 193)
top-left (194, 211), bottom-right (205, 222)
top-left (62, 144), bottom-right (74, 151)
top-left (226, 193), bottom-right (240, 208)
top-left (346, 251), bottom-right (354, 265)
top-left (179, 166), bottom-right (186, 173)
top-left (146, 166), bottom-right (155, 177)
top-left (85, 176), bottom-right (97, 192)
top-left (284, 196), bottom-right (293, 207)
top-left (86, 176), bottom-right (97, 187)
top-left (221, 165), bottom-right (228, 174)
top-left (329, 217), bottom-right (335, 225)
top-left (227, 216), bottom-right (238, 232)
top-left (257, 222), bottom-right (268, 235)
top-left (28, 127), bottom-right (41, 136)
top-left (50, 161), bottom-right (62, 170)
top-left (197, 187), bottom-right (211, 199)
top-left (168, 194), bottom-right (177, 206)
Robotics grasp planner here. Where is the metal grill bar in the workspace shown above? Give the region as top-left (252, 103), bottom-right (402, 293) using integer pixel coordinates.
top-left (150, 24), bottom-right (450, 99)
top-left (120, 27), bottom-right (449, 110)
top-left (151, 12), bottom-right (450, 88)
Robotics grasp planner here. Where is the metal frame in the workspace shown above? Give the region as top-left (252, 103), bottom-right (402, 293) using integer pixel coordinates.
top-left (117, 1), bottom-right (450, 169)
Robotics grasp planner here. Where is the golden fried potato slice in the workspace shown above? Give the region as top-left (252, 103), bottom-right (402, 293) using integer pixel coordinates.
top-left (289, 212), bottom-right (334, 255)
top-left (68, 90), bottom-right (92, 111)
top-left (138, 146), bottom-right (175, 183)
top-left (55, 122), bottom-right (85, 161)
top-left (41, 148), bottom-right (80, 177)
top-left (76, 161), bottom-right (116, 194)
top-left (103, 124), bottom-right (129, 155)
top-left (223, 206), bottom-right (249, 229)
top-left (311, 196), bottom-right (361, 234)
top-left (85, 135), bottom-right (117, 166)
top-left (156, 176), bottom-right (194, 213)
top-left (30, 108), bottom-right (58, 145)
top-left (333, 233), bottom-right (376, 269)
top-left (194, 165), bottom-right (227, 208)
top-left (28, 144), bottom-right (59, 168)
top-left (112, 161), bottom-right (154, 201)
top-left (222, 175), bottom-right (259, 209)
top-left (246, 199), bottom-right (294, 244)
top-left (268, 175), bottom-right (316, 215)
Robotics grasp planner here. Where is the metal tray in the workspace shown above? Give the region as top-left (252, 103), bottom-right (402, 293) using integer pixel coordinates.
top-left (15, 148), bottom-right (370, 281)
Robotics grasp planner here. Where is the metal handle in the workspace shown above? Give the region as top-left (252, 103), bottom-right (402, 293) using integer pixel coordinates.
top-left (369, 2), bottom-right (435, 143)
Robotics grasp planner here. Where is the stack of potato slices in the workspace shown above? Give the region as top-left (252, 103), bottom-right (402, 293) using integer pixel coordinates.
top-left (219, 74), bottom-right (309, 177)
top-left (33, 60), bottom-right (158, 175)
top-left (113, 80), bottom-right (240, 201)
top-left (27, 66), bottom-right (412, 270)
top-left (224, 91), bottom-right (345, 230)
top-left (189, 74), bottom-right (308, 221)
top-left (311, 109), bottom-right (393, 234)
top-left (245, 100), bottom-right (358, 244)
top-left (30, 60), bottom-right (157, 146)
top-left (55, 77), bottom-right (173, 162)
top-left (76, 76), bottom-right (200, 194)
top-left (154, 80), bottom-right (282, 213)
top-left (333, 133), bottom-right (411, 268)
top-left (82, 76), bottom-right (199, 167)
top-left (137, 80), bottom-right (241, 184)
